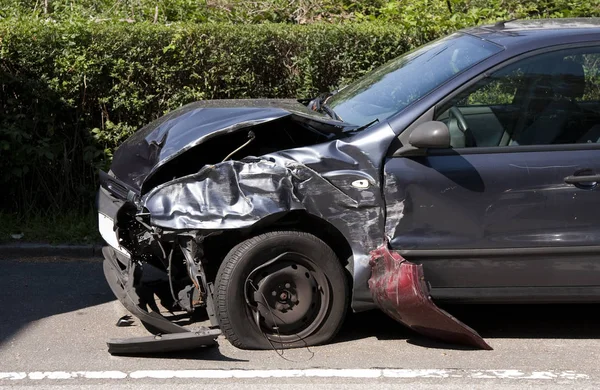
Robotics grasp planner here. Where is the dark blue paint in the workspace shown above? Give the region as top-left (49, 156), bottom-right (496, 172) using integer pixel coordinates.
top-left (384, 149), bottom-right (600, 289)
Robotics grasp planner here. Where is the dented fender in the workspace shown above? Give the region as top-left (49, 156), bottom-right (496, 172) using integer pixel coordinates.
top-left (139, 131), bottom-right (394, 312)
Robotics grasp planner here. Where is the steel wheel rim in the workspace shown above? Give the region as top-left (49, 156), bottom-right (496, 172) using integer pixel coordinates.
top-left (246, 252), bottom-right (331, 343)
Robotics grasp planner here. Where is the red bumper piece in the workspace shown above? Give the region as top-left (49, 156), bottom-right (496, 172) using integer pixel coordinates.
top-left (369, 245), bottom-right (492, 350)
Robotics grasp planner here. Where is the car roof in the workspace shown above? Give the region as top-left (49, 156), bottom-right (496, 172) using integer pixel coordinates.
top-left (460, 18), bottom-right (600, 51)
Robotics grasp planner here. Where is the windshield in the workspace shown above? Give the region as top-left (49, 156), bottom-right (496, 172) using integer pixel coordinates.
top-left (327, 33), bottom-right (503, 126)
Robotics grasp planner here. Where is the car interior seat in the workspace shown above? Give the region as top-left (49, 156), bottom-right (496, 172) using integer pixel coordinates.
top-left (510, 59), bottom-right (586, 145)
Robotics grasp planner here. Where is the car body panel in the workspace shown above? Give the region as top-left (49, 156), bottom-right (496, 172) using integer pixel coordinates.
top-left (384, 148), bottom-right (600, 293)
top-left (385, 149), bottom-right (600, 249)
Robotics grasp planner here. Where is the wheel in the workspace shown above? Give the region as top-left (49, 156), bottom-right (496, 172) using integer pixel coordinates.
top-left (215, 231), bottom-right (349, 349)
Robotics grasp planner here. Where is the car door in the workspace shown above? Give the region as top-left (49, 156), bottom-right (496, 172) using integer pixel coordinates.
top-left (384, 45), bottom-right (600, 301)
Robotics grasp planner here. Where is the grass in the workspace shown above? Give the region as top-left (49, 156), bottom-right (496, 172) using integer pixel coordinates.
top-left (0, 210), bottom-right (101, 245)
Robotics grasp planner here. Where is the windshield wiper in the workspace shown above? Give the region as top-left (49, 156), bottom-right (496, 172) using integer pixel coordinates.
top-left (347, 118), bottom-right (379, 133)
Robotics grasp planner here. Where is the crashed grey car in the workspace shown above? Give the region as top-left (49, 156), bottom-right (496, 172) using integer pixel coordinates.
top-left (98, 18), bottom-right (600, 353)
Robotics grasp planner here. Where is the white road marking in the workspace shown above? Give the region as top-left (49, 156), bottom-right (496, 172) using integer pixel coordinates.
top-left (0, 369), bottom-right (590, 381)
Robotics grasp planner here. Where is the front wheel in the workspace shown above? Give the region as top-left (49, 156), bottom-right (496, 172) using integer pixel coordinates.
top-left (214, 231), bottom-right (349, 349)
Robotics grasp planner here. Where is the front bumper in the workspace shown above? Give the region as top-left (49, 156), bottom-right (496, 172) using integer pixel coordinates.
top-left (102, 246), bottom-right (188, 334)
top-left (98, 172), bottom-right (190, 335)
top-left (102, 246), bottom-right (220, 354)
top-left (98, 172), bottom-right (221, 354)
top-left (96, 179), bottom-right (130, 258)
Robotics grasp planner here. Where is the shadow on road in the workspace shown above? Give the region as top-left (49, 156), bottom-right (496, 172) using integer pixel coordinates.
top-left (0, 258), bottom-right (113, 346)
top-left (0, 258), bottom-right (240, 361)
top-left (2, 258), bottom-right (600, 355)
top-left (334, 303), bottom-right (600, 349)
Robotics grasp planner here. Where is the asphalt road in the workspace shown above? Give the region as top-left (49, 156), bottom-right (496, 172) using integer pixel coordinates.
top-left (1, 256), bottom-right (600, 389)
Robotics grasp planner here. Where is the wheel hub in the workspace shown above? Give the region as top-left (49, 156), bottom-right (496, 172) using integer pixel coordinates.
top-left (246, 253), bottom-right (330, 339)
top-left (275, 288), bottom-right (294, 304)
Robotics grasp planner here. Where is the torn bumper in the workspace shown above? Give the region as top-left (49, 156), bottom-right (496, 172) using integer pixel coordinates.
top-left (102, 247), bottom-right (221, 354)
top-left (107, 330), bottom-right (220, 355)
top-left (369, 245), bottom-right (492, 350)
top-left (96, 172), bottom-right (136, 259)
top-left (103, 246), bottom-right (190, 334)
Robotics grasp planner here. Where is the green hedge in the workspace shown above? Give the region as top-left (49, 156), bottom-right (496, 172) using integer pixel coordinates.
top-left (0, 20), bottom-right (424, 214)
top-left (2, 0), bottom-right (599, 24)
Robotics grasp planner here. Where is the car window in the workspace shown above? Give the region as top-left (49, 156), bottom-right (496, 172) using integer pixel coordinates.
top-left (458, 69), bottom-right (523, 107)
top-left (435, 46), bottom-right (600, 148)
top-left (571, 53), bottom-right (600, 104)
top-left (326, 33), bottom-right (502, 127)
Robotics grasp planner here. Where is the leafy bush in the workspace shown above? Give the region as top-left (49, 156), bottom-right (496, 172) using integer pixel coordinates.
top-left (0, 0), bottom-right (378, 23)
top-left (1, 0), bottom-right (598, 25)
top-left (366, 0), bottom-right (600, 40)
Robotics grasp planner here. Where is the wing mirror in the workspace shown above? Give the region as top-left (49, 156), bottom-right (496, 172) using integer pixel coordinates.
top-left (408, 121), bottom-right (451, 149)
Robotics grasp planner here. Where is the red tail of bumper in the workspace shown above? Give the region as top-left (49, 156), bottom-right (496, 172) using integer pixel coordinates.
top-left (369, 245), bottom-right (492, 350)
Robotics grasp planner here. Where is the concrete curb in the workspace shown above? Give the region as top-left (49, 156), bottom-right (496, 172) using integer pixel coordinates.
top-left (0, 242), bottom-right (104, 258)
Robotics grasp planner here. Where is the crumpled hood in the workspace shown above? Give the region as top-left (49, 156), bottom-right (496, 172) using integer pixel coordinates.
top-left (110, 99), bottom-right (344, 192)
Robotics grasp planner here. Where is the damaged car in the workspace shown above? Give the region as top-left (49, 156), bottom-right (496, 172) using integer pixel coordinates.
top-left (98, 18), bottom-right (600, 353)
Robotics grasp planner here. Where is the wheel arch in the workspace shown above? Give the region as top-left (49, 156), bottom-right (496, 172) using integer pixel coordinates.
top-left (201, 210), bottom-right (354, 287)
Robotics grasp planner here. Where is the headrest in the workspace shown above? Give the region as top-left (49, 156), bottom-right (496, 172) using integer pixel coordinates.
top-left (552, 60), bottom-right (586, 99)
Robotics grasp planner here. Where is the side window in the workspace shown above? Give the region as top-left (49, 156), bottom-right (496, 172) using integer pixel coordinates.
top-left (458, 67), bottom-right (524, 107)
top-left (435, 46), bottom-right (600, 148)
top-left (574, 53), bottom-right (600, 104)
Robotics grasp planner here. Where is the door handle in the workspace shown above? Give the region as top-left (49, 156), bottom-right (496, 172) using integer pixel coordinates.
top-left (564, 174), bottom-right (600, 184)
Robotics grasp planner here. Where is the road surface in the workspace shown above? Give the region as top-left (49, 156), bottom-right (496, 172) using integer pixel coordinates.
top-left (1, 256), bottom-right (599, 389)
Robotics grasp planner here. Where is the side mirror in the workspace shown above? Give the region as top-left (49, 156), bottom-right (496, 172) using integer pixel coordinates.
top-left (408, 121), bottom-right (451, 149)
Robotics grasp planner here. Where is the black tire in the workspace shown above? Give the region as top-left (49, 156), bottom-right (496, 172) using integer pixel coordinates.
top-left (215, 231), bottom-right (349, 350)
